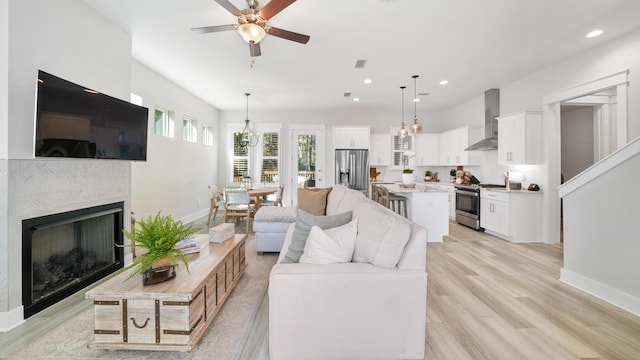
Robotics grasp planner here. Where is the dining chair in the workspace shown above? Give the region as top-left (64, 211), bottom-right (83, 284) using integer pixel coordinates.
top-left (207, 184), bottom-right (221, 225)
top-left (262, 184), bottom-right (284, 207)
top-left (223, 187), bottom-right (256, 233)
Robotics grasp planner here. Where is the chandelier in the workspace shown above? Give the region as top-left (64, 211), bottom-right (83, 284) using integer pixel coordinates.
top-left (397, 86), bottom-right (409, 138)
top-left (410, 75), bottom-right (422, 134)
top-left (240, 93), bottom-right (259, 147)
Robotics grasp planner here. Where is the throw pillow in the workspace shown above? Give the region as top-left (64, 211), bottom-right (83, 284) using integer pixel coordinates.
top-left (325, 184), bottom-right (367, 215)
top-left (299, 218), bottom-right (358, 264)
top-left (280, 209), bottom-right (352, 263)
top-left (352, 200), bottom-right (412, 268)
top-left (297, 187), bottom-right (332, 215)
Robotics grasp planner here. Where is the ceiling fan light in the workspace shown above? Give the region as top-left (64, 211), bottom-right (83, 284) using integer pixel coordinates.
top-left (238, 23), bottom-right (266, 44)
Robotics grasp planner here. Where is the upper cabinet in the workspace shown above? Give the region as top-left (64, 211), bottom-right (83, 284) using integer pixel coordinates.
top-left (498, 111), bottom-right (542, 165)
top-left (370, 133), bottom-right (391, 166)
top-left (415, 133), bottom-right (439, 166)
top-left (334, 126), bottom-right (370, 149)
top-left (438, 126), bottom-right (483, 166)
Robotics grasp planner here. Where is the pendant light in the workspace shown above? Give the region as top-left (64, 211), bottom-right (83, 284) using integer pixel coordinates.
top-left (410, 75), bottom-right (422, 134)
top-left (397, 86), bottom-right (409, 138)
top-left (240, 93), bottom-right (259, 147)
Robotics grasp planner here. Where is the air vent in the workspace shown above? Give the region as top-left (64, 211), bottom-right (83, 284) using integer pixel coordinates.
top-left (418, 92), bottom-right (430, 96)
top-left (354, 60), bottom-right (367, 69)
top-left (343, 92), bottom-right (352, 97)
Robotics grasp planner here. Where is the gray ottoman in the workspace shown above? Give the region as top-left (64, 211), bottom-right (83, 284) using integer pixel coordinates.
top-left (253, 206), bottom-right (296, 254)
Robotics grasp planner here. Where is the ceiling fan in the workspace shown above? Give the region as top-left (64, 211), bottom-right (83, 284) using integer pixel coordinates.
top-left (191, 0), bottom-right (310, 57)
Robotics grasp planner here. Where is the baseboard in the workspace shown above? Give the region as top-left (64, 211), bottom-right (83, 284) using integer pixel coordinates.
top-left (0, 306), bottom-right (25, 332)
top-left (180, 209), bottom-right (209, 226)
top-left (560, 268), bottom-right (640, 317)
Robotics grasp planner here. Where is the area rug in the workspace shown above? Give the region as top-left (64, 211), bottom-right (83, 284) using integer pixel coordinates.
top-left (8, 235), bottom-right (277, 360)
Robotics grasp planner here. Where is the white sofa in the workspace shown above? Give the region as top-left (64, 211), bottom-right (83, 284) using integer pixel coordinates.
top-left (253, 206), bottom-right (296, 254)
top-left (269, 185), bottom-right (428, 360)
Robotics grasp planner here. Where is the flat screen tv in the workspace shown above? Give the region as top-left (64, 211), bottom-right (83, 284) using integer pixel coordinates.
top-left (35, 70), bottom-right (148, 161)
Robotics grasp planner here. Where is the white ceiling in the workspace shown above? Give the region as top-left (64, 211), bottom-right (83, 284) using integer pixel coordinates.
top-left (83, 0), bottom-right (640, 112)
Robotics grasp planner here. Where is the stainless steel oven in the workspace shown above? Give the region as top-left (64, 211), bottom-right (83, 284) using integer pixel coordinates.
top-left (455, 185), bottom-right (482, 230)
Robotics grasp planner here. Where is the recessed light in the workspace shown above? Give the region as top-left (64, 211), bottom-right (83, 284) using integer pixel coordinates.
top-left (439, 80), bottom-right (448, 85)
top-left (413, 98), bottom-right (420, 102)
top-left (364, 78), bottom-right (372, 84)
top-left (353, 98), bottom-right (360, 102)
top-left (586, 29), bottom-right (604, 38)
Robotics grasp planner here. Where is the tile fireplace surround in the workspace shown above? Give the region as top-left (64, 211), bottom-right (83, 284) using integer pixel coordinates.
top-left (0, 159), bottom-right (131, 331)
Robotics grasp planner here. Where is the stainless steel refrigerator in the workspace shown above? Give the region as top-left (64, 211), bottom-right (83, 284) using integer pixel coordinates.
top-left (335, 149), bottom-right (369, 195)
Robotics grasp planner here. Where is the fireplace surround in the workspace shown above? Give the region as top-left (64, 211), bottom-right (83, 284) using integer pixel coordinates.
top-left (22, 202), bottom-right (124, 318)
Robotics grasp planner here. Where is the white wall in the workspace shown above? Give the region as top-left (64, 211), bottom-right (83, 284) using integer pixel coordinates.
top-left (130, 61), bottom-right (220, 223)
top-left (8, 0), bottom-right (132, 159)
top-left (0, 0), bottom-right (7, 159)
top-left (561, 106), bottom-right (595, 180)
top-left (561, 148), bottom-right (640, 315)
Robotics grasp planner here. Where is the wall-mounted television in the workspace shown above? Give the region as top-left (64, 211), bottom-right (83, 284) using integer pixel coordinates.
top-left (35, 70), bottom-right (148, 161)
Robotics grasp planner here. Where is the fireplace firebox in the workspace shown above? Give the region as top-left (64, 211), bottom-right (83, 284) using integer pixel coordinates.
top-left (22, 202), bottom-right (125, 318)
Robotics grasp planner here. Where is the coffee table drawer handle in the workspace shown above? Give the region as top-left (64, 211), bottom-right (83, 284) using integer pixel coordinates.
top-left (130, 317), bottom-right (150, 329)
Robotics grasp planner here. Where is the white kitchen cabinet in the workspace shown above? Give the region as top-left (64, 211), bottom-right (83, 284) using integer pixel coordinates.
top-left (481, 189), bottom-right (542, 242)
top-left (438, 126), bottom-right (482, 166)
top-left (334, 126), bottom-right (370, 149)
top-left (498, 111), bottom-right (542, 165)
top-left (369, 133), bottom-right (391, 166)
top-left (415, 133), bottom-right (439, 166)
top-left (480, 191), bottom-right (510, 237)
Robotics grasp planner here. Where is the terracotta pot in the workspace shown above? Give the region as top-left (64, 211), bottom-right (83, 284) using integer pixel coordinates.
top-left (152, 257), bottom-right (172, 269)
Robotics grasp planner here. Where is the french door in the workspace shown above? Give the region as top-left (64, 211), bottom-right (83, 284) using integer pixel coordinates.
top-left (289, 125), bottom-right (325, 206)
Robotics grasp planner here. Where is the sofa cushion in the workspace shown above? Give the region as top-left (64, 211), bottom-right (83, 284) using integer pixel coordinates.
top-left (254, 206), bottom-right (296, 222)
top-left (299, 218), bottom-right (358, 264)
top-left (281, 209), bottom-right (353, 263)
top-left (298, 187), bottom-right (332, 215)
top-left (352, 200), bottom-right (412, 268)
top-left (325, 184), bottom-right (367, 215)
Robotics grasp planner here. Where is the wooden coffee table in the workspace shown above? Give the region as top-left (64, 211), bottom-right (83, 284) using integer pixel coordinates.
top-left (85, 234), bottom-right (247, 352)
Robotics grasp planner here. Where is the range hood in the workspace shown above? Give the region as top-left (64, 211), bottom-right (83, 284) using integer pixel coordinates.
top-left (465, 88), bottom-right (500, 151)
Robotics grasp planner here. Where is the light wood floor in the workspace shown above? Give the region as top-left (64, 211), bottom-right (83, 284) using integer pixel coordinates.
top-left (426, 222), bottom-right (640, 359)
top-left (3, 219), bottom-right (640, 359)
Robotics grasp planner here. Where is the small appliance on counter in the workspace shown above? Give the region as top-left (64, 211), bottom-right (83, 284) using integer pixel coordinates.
top-left (505, 171), bottom-right (523, 190)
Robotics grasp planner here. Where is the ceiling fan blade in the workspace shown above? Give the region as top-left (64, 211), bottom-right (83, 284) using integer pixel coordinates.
top-left (258, 0), bottom-right (296, 20)
top-left (249, 42), bottom-right (262, 57)
top-left (266, 26), bottom-right (310, 44)
top-left (214, 0), bottom-right (243, 16)
top-left (191, 24), bottom-right (237, 34)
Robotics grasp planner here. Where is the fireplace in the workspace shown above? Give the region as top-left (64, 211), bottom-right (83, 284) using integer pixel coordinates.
top-left (22, 202), bottom-right (125, 318)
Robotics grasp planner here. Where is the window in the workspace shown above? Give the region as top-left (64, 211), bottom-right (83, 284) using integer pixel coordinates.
top-left (202, 125), bottom-right (214, 146)
top-left (154, 107), bottom-right (174, 137)
top-left (393, 133), bottom-right (413, 167)
top-left (182, 116), bottom-right (198, 143)
top-left (227, 124), bottom-right (282, 185)
top-left (232, 130), bottom-right (249, 183)
top-left (260, 132), bottom-right (279, 185)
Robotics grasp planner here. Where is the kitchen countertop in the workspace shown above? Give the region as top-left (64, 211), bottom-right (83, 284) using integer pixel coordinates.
top-left (377, 183), bottom-right (448, 193)
top-left (482, 187), bottom-right (543, 194)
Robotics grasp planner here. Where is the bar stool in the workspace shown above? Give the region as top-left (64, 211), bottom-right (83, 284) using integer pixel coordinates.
top-left (389, 193), bottom-right (408, 218)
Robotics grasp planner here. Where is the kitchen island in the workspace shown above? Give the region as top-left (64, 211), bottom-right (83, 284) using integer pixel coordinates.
top-left (378, 183), bottom-right (449, 242)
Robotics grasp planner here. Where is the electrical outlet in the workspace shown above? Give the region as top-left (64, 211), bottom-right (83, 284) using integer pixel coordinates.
top-left (197, 199), bottom-right (201, 207)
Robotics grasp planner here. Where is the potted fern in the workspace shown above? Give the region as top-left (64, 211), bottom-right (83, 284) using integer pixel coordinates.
top-left (119, 212), bottom-right (200, 284)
